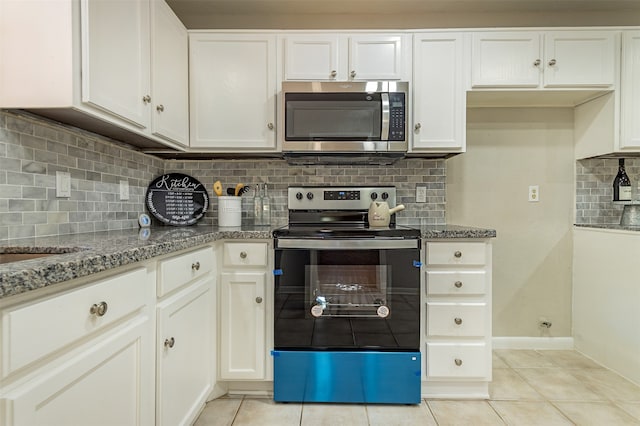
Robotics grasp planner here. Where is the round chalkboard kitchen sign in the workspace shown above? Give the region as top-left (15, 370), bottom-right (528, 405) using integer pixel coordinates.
top-left (145, 173), bottom-right (209, 226)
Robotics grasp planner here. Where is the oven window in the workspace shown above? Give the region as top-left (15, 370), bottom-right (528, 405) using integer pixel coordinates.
top-left (274, 246), bottom-right (420, 351)
top-left (307, 265), bottom-right (389, 318)
top-left (285, 93), bottom-right (382, 141)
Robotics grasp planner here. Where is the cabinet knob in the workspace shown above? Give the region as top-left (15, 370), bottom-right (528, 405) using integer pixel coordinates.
top-left (267, 122), bottom-right (274, 130)
top-left (256, 296), bottom-right (263, 304)
top-left (164, 337), bottom-right (175, 348)
top-left (142, 95), bottom-right (151, 104)
top-left (548, 59), bottom-right (557, 66)
top-left (156, 104), bottom-right (165, 112)
top-left (454, 281), bottom-right (463, 288)
top-left (454, 317), bottom-right (463, 325)
top-left (240, 251), bottom-right (247, 259)
top-left (191, 261), bottom-right (200, 271)
top-left (454, 358), bottom-right (463, 366)
top-left (89, 301), bottom-right (108, 317)
top-left (414, 123), bottom-right (421, 131)
top-left (330, 70), bottom-right (337, 78)
top-left (533, 59), bottom-right (541, 67)
top-left (454, 251), bottom-right (462, 258)
top-left (350, 70), bottom-right (356, 78)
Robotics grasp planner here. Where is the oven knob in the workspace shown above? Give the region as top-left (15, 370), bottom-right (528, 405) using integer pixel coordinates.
top-left (370, 192), bottom-right (378, 200)
top-left (306, 192), bottom-right (314, 200)
top-left (296, 192), bottom-right (303, 200)
top-left (381, 192), bottom-right (389, 200)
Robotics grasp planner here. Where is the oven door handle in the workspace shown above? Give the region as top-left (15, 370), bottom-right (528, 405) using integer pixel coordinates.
top-left (275, 238), bottom-right (418, 250)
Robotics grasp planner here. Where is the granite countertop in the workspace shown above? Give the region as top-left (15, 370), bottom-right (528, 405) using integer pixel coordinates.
top-left (574, 224), bottom-right (640, 232)
top-left (0, 223), bottom-right (496, 301)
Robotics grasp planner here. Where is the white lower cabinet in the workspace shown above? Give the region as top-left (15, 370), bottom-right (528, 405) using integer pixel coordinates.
top-left (0, 267), bottom-right (155, 426)
top-left (423, 240), bottom-right (493, 399)
top-left (218, 240), bottom-right (273, 382)
top-left (3, 317), bottom-right (153, 426)
top-left (156, 277), bottom-right (213, 426)
top-left (156, 246), bottom-right (216, 426)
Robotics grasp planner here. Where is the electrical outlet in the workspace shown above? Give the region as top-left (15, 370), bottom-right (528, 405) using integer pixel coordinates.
top-left (56, 171), bottom-right (71, 198)
top-left (528, 185), bottom-right (539, 202)
top-left (119, 180), bottom-right (130, 200)
top-left (416, 186), bottom-right (427, 203)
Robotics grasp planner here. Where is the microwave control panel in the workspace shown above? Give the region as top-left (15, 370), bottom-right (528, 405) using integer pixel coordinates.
top-left (388, 92), bottom-right (406, 141)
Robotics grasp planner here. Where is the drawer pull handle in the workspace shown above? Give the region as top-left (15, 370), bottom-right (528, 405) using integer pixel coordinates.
top-left (454, 281), bottom-right (463, 288)
top-left (454, 358), bottom-right (463, 366)
top-left (454, 317), bottom-right (463, 325)
top-left (164, 337), bottom-right (175, 348)
top-left (256, 296), bottom-right (263, 304)
top-left (191, 261), bottom-right (200, 271)
top-left (89, 301), bottom-right (108, 317)
top-left (240, 251), bottom-right (247, 259)
top-left (454, 251), bottom-right (462, 258)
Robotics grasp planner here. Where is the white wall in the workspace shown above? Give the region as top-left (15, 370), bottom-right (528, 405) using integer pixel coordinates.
top-left (446, 107), bottom-right (575, 337)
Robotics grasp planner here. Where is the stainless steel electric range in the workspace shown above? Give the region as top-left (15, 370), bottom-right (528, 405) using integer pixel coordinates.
top-left (272, 186), bottom-right (422, 404)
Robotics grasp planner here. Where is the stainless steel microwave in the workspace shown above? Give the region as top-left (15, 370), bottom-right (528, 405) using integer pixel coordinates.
top-left (281, 81), bottom-right (408, 153)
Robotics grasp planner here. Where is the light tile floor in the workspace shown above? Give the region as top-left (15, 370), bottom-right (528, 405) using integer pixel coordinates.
top-left (194, 350), bottom-right (640, 425)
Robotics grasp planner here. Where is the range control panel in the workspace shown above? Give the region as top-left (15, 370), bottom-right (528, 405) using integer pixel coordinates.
top-left (288, 186), bottom-right (396, 210)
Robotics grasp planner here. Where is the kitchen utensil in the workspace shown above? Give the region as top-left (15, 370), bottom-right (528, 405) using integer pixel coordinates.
top-left (234, 183), bottom-right (245, 196)
top-left (238, 186), bottom-right (251, 196)
top-left (620, 204), bottom-right (640, 226)
top-left (368, 201), bottom-right (405, 228)
top-left (213, 181), bottom-right (223, 196)
top-left (226, 188), bottom-right (235, 195)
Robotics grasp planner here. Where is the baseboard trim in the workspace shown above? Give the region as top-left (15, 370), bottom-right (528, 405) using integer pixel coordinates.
top-left (492, 336), bottom-right (574, 350)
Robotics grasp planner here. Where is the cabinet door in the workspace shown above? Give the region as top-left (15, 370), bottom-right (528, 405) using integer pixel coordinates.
top-left (621, 31), bottom-right (640, 150)
top-left (219, 271), bottom-right (266, 379)
top-left (150, 0), bottom-right (189, 146)
top-left (412, 33), bottom-right (466, 152)
top-left (349, 35), bottom-right (405, 80)
top-left (543, 31), bottom-right (616, 87)
top-left (471, 32), bottom-right (541, 87)
top-left (157, 278), bottom-right (213, 426)
top-left (189, 34), bottom-right (277, 150)
top-left (3, 317), bottom-right (154, 426)
top-left (81, 0), bottom-right (150, 128)
top-left (283, 35), bottom-right (343, 80)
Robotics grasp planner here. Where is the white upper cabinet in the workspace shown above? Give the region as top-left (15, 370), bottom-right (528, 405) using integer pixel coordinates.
top-left (411, 33), bottom-right (467, 153)
top-left (189, 33), bottom-right (277, 151)
top-left (81, 0), bottom-right (150, 129)
top-left (150, 0), bottom-right (190, 146)
top-left (282, 33), bottom-right (410, 81)
top-left (472, 31), bottom-right (617, 88)
top-left (283, 35), bottom-right (342, 80)
top-left (620, 31), bottom-right (640, 151)
top-left (0, 0), bottom-right (189, 149)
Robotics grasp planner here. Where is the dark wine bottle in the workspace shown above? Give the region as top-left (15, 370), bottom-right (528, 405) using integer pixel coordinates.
top-left (613, 158), bottom-right (632, 202)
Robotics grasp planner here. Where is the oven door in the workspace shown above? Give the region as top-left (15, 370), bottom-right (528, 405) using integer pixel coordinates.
top-left (274, 238), bottom-right (421, 351)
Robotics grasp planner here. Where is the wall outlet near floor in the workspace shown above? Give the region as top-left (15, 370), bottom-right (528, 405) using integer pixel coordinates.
top-left (119, 180), bottom-right (130, 201)
top-left (56, 171), bottom-right (71, 198)
top-left (528, 185), bottom-right (539, 202)
top-left (416, 185), bottom-right (427, 203)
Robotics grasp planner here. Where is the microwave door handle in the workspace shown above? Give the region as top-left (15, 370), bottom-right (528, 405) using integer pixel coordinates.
top-left (381, 93), bottom-right (390, 141)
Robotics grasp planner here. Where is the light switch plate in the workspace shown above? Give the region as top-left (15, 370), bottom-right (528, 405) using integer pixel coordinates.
top-left (416, 186), bottom-right (427, 203)
top-left (119, 180), bottom-right (130, 200)
top-left (528, 185), bottom-right (539, 202)
top-left (56, 171), bottom-right (71, 198)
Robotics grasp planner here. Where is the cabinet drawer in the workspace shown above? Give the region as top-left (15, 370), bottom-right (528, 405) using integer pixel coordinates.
top-left (223, 242), bottom-right (268, 267)
top-left (426, 270), bottom-right (486, 296)
top-left (427, 342), bottom-right (489, 378)
top-left (426, 242), bottom-right (487, 266)
top-left (2, 268), bottom-right (149, 378)
top-left (158, 246), bottom-right (214, 297)
top-left (427, 302), bottom-right (486, 337)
